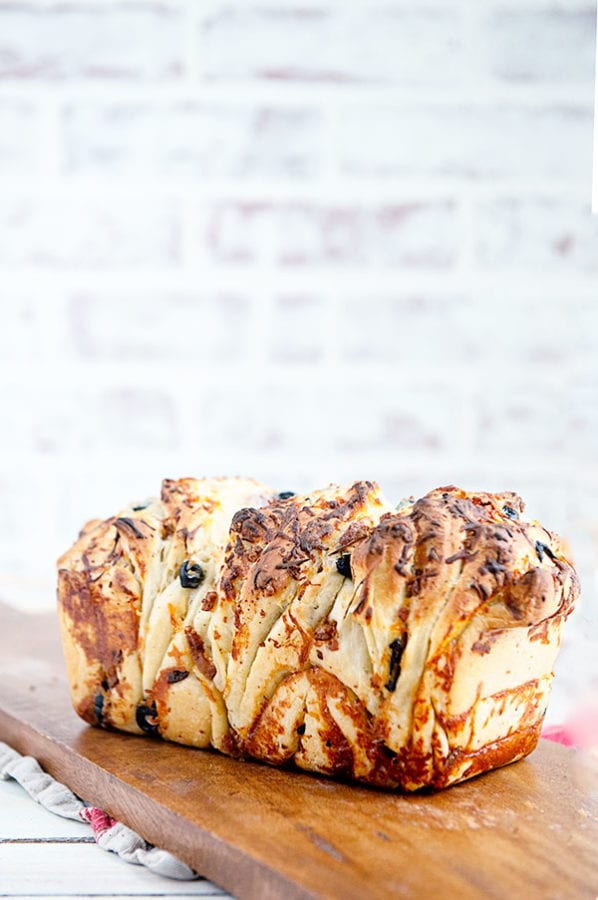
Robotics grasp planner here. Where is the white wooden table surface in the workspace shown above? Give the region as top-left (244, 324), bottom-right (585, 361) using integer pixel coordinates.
top-left (0, 778), bottom-right (235, 898)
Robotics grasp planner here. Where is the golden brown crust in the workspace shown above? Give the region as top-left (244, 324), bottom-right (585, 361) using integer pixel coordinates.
top-left (57, 479), bottom-right (578, 791)
top-left (217, 481), bottom-right (390, 742)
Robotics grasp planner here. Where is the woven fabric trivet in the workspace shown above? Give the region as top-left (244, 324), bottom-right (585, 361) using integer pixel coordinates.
top-left (0, 741), bottom-right (197, 880)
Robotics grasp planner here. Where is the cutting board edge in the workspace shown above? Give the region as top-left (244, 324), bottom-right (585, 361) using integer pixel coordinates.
top-left (0, 704), bottom-right (319, 900)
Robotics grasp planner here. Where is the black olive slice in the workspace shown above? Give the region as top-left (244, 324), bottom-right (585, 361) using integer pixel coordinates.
top-left (277, 491), bottom-right (295, 500)
top-left (136, 702), bottom-right (159, 735)
top-left (336, 554), bottom-right (352, 579)
top-left (535, 540), bottom-right (557, 563)
top-left (166, 669), bottom-right (189, 684)
top-left (179, 560), bottom-right (205, 589)
top-left (93, 692), bottom-right (104, 724)
top-left (385, 636), bottom-right (406, 692)
top-left (503, 505), bottom-right (519, 520)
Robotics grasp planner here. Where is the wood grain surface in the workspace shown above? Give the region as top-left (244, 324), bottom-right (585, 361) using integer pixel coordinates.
top-left (0, 602), bottom-right (597, 900)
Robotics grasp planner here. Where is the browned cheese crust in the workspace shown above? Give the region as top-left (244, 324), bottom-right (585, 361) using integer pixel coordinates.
top-left (57, 479), bottom-right (578, 791)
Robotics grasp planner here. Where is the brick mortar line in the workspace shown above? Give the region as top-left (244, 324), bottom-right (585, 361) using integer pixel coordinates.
top-left (0, 81), bottom-right (593, 106)
top-left (1, 267), bottom-right (596, 293)
top-left (0, 362), bottom-right (590, 391)
top-left (1, 0), bottom-right (591, 7)
top-left (0, 177), bottom-right (591, 198)
top-left (181, 0), bottom-right (202, 86)
top-left (0, 0), bottom-right (194, 6)
top-left (0, 447), bottom-right (595, 480)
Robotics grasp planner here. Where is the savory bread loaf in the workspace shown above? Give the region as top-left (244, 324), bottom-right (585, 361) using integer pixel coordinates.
top-left (57, 477), bottom-right (578, 791)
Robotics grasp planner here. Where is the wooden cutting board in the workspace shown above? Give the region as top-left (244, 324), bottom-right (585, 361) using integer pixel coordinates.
top-left (0, 602), bottom-right (596, 900)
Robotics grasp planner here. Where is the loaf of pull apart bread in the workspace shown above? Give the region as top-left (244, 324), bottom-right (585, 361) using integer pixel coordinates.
top-left (57, 477), bottom-right (578, 791)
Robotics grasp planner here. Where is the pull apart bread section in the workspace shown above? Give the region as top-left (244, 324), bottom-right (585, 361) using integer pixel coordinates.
top-left (57, 478), bottom-right (578, 791)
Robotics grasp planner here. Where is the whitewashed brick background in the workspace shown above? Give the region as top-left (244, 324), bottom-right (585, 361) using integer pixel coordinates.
top-left (0, 0), bottom-right (597, 723)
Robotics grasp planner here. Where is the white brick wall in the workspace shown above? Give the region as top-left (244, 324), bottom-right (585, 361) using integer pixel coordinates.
top-left (0, 0), bottom-right (596, 724)
top-left (199, 7), bottom-right (467, 84)
top-left (337, 104), bottom-right (593, 178)
top-left (196, 200), bottom-right (460, 267)
top-left (69, 291), bottom-right (252, 361)
top-left (0, 195), bottom-right (181, 266)
top-left (477, 197), bottom-right (598, 270)
top-left (63, 103), bottom-right (324, 178)
top-left (0, 99), bottom-right (41, 171)
top-left (0, 3), bottom-right (186, 79)
top-left (478, 7), bottom-right (596, 83)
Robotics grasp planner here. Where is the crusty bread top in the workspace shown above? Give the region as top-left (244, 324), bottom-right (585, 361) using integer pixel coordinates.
top-left (214, 480), bottom-right (393, 734)
top-left (57, 476), bottom-right (275, 703)
top-left (57, 479), bottom-right (577, 686)
top-left (57, 476), bottom-right (578, 790)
